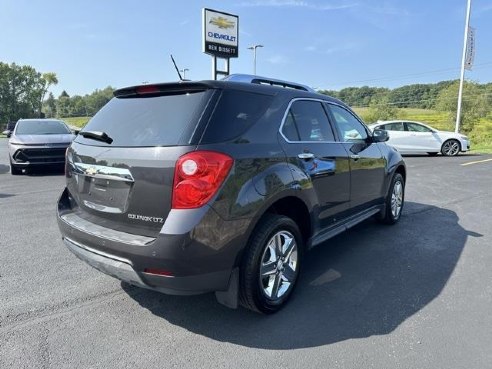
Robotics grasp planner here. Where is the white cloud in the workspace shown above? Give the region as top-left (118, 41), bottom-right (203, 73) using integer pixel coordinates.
top-left (267, 55), bottom-right (289, 64)
top-left (325, 43), bottom-right (356, 55)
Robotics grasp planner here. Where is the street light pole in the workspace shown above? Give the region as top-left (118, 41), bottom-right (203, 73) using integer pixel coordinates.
top-left (247, 44), bottom-right (263, 75)
top-left (455, 0), bottom-right (472, 133)
top-left (180, 68), bottom-right (189, 79)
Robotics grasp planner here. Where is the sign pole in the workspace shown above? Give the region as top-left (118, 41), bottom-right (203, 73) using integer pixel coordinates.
top-left (455, 0), bottom-right (472, 133)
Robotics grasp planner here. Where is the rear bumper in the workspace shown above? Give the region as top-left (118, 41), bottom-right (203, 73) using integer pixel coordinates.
top-left (57, 188), bottom-right (247, 295)
top-left (63, 236), bottom-right (230, 295)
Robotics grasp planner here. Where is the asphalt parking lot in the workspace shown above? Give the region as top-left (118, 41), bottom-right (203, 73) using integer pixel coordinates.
top-left (1, 137), bottom-right (491, 369)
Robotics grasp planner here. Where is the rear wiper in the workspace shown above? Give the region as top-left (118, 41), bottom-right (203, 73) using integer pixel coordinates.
top-left (79, 130), bottom-right (113, 144)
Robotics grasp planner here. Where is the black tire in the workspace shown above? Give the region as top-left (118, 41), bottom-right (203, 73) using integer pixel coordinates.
top-left (441, 139), bottom-right (461, 156)
top-left (377, 172), bottom-right (404, 225)
top-left (427, 152), bottom-right (438, 156)
top-left (10, 160), bottom-right (22, 175)
top-left (239, 214), bottom-right (303, 314)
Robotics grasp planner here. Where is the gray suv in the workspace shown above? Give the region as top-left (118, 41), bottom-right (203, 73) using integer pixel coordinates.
top-left (57, 75), bottom-right (406, 314)
top-left (6, 119), bottom-right (74, 175)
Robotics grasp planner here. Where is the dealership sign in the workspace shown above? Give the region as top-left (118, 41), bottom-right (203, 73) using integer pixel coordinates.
top-left (202, 8), bottom-right (239, 58)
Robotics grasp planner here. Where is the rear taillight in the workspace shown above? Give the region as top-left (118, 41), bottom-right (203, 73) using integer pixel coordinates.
top-left (172, 151), bottom-right (233, 209)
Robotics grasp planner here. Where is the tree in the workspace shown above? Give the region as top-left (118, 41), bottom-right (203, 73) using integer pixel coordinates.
top-left (435, 81), bottom-right (490, 133)
top-left (56, 92), bottom-right (72, 117)
top-left (38, 72), bottom-right (58, 117)
top-left (44, 92), bottom-right (57, 118)
top-left (0, 62), bottom-right (46, 123)
top-left (85, 86), bottom-right (114, 115)
top-left (363, 97), bottom-right (400, 123)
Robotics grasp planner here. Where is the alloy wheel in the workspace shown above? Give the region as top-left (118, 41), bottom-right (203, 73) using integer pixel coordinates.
top-left (259, 230), bottom-right (298, 301)
top-left (442, 140), bottom-right (460, 156)
top-left (391, 180), bottom-right (403, 219)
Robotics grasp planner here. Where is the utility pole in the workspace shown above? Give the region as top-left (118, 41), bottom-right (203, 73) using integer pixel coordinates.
top-left (455, 0), bottom-right (472, 133)
top-left (247, 45), bottom-right (263, 75)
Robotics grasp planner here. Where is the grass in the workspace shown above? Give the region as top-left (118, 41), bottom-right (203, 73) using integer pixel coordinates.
top-left (61, 116), bottom-right (91, 129)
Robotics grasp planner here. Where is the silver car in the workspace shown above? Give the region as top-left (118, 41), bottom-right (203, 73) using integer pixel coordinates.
top-left (5, 119), bottom-right (75, 175)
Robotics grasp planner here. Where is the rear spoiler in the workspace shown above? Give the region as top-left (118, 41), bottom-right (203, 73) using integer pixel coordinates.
top-left (114, 83), bottom-right (212, 98)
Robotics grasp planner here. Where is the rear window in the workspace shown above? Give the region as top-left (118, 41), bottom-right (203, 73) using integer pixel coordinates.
top-left (200, 89), bottom-right (274, 143)
top-left (76, 90), bottom-right (211, 147)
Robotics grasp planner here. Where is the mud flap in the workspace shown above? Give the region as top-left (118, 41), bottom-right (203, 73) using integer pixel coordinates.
top-left (215, 267), bottom-right (239, 309)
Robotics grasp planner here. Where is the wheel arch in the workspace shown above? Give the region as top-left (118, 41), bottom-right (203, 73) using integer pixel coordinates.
top-left (234, 194), bottom-right (312, 268)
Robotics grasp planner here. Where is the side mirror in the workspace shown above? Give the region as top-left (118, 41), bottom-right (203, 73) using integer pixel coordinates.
top-left (2, 130), bottom-right (11, 138)
top-left (372, 129), bottom-right (389, 143)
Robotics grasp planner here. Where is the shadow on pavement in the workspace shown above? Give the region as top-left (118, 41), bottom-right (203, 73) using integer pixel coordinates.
top-left (0, 164), bottom-right (10, 174)
top-left (123, 202), bottom-right (480, 349)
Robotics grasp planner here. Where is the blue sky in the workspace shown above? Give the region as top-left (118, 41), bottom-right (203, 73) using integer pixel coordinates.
top-left (1, 0), bottom-right (491, 96)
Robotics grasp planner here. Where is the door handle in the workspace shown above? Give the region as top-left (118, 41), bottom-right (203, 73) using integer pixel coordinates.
top-left (350, 154), bottom-right (360, 160)
top-left (298, 152), bottom-right (314, 160)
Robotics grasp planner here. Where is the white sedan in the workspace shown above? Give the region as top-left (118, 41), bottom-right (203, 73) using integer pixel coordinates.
top-left (369, 120), bottom-right (470, 156)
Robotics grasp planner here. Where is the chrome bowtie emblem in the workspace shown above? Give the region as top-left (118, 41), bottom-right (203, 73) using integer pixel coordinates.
top-left (85, 166), bottom-right (98, 176)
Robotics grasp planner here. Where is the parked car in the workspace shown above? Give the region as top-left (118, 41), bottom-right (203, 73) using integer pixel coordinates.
top-left (7, 119), bottom-right (75, 175)
top-left (57, 75), bottom-right (406, 314)
top-left (369, 120), bottom-right (470, 156)
top-left (2, 120), bottom-right (17, 135)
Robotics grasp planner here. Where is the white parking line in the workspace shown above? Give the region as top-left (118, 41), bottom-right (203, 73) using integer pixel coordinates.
top-left (461, 158), bottom-right (492, 166)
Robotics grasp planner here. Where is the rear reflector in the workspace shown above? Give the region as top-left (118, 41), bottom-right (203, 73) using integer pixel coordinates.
top-left (172, 151), bottom-right (233, 209)
top-left (143, 268), bottom-right (174, 277)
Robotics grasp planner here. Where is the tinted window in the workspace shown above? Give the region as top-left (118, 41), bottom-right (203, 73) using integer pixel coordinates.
top-left (282, 111), bottom-right (300, 141)
top-left (16, 120), bottom-right (70, 135)
top-left (76, 90), bottom-right (210, 147)
top-left (282, 100), bottom-right (335, 142)
top-left (406, 122), bottom-right (432, 132)
top-left (328, 105), bottom-right (368, 142)
top-left (201, 90), bottom-right (274, 143)
top-left (382, 122), bottom-right (404, 131)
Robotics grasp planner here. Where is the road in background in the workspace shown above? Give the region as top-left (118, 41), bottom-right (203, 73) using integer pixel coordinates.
top-left (1, 137), bottom-right (491, 369)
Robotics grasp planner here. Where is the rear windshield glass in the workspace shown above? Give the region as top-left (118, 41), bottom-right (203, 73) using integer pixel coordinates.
top-left (16, 120), bottom-right (70, 135)
top-left (75, 90), bottom-right (210, 147)
top-left (200, 89), bottom-right (274, 143)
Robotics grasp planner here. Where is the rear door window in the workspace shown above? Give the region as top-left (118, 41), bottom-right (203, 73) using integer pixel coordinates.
top-left (281, 100), bottom-right (335, 142)
top-left (200, 89), bottom-right (274, 143)
top-left (406, 122), bottom-right (432, 132)
top-left (76, 90), bottom-right (211, 147)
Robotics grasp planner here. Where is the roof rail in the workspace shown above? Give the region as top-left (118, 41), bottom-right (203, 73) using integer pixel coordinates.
top-left (222, 74), bottom-right (315, 93)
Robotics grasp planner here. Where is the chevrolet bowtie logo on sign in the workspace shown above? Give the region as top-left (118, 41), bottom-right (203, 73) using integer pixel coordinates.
top-left (203, 8), bottom-right (239, 58)
top-left (209, 16), bottom-right (235, 30)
